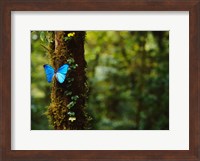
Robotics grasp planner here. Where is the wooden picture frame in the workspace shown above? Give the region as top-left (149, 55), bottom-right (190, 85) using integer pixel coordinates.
top-left (0, 0), bottom-right (199, 160)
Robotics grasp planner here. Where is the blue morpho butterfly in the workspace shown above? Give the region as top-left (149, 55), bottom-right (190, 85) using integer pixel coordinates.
top-left (43, 64), bottom-right (69, 83)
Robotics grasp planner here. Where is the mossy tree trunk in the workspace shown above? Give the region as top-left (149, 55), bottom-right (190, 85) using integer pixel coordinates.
top-left (47, 31), bottom-right (88, 130)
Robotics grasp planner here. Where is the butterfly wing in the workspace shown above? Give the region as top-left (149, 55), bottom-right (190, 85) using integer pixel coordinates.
top-left (43, 64), bottom-right (55, 83)
top-left (55, 64), bottom-right (69, 83)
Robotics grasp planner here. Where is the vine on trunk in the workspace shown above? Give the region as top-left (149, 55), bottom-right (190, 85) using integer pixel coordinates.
top-left (41, 31), bottom-right (90, 130)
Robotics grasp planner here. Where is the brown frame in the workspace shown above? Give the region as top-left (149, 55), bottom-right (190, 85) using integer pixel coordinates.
top-left (0, 0), bottom-right (200, 161)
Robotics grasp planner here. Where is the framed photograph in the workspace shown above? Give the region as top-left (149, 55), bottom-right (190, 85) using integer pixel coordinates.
top-left (1, 0), bottom-right (200, 161)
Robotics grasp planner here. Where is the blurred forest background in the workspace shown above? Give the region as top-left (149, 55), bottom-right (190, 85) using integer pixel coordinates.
top-left (31, 31), bottom-right (169, 130)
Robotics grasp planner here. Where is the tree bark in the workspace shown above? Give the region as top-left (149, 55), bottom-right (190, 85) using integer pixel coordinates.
top-left (47, 31), bottom-right (88, 130)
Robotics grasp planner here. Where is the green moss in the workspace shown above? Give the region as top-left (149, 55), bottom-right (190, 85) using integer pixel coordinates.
top-left (45, 31), bottom-right (90, 130)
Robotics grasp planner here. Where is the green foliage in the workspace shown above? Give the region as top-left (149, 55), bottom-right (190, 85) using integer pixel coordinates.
top-left (85, 31), bottom-right (169, 130)
top-left (40, 31), bottom-right (54, 44)
top-left (31, 31), bottom-right (53, 130)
